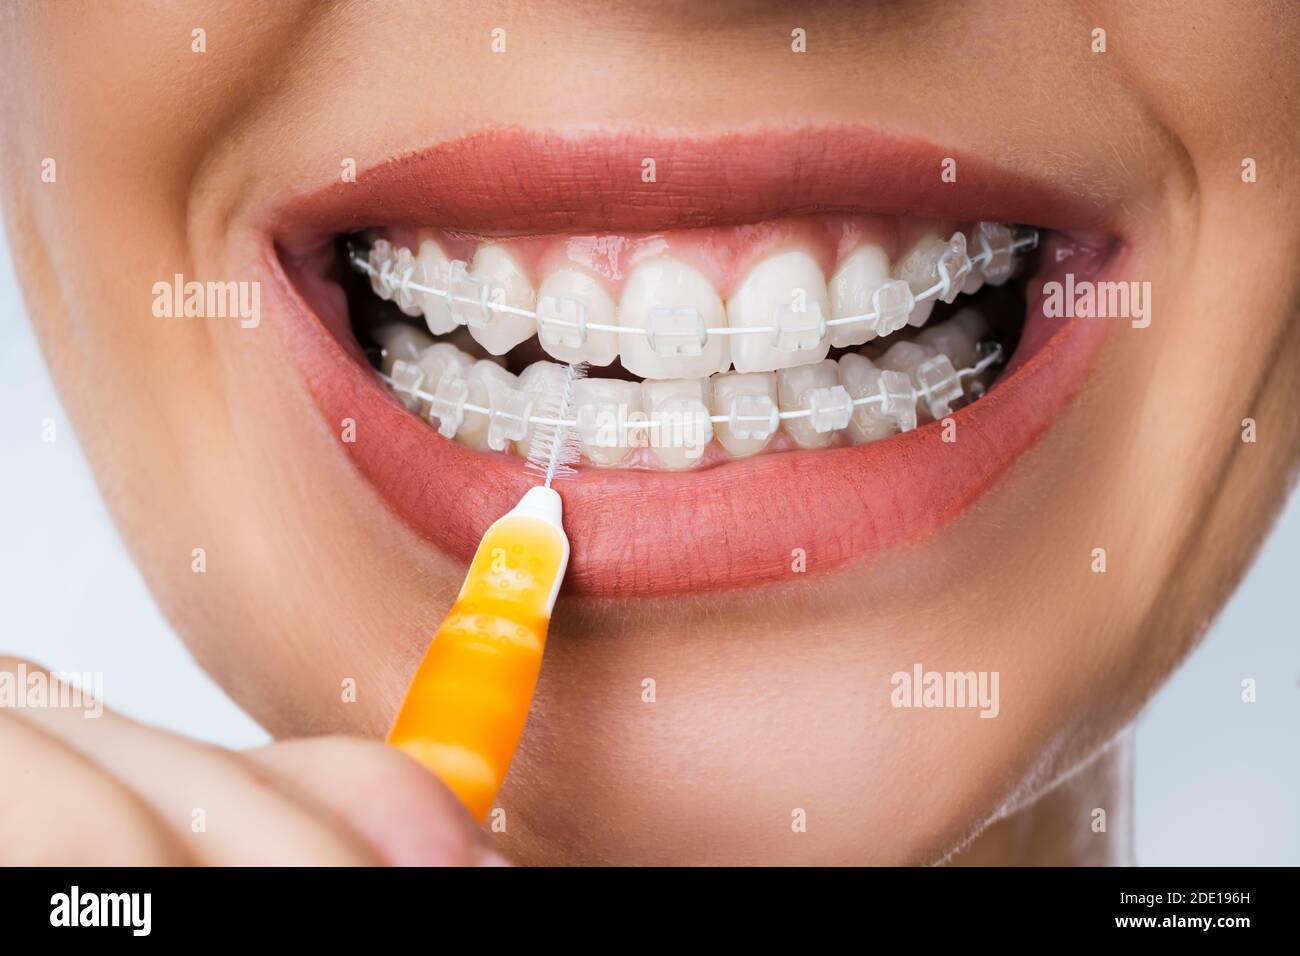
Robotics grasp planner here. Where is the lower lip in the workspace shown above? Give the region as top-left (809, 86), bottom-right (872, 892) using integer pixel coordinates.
top-left (269, 241), bottom-right (1115, 598)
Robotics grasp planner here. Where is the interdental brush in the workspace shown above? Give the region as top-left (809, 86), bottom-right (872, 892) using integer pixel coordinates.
top-left (386, 362), bottom-right (587, 821)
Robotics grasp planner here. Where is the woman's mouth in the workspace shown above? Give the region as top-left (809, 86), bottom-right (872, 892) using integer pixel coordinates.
top-left (348, 214), bottom-right (1030, 469)
top-left (266, 126), bottom-right (1122, 597)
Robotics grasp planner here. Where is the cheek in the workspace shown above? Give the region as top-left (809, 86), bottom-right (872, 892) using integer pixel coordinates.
top-left (137, 334), bottom-right (476, 739)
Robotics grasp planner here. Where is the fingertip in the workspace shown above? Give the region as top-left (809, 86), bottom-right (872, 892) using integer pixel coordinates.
top-left (249, 734), bottom-right (510, 866)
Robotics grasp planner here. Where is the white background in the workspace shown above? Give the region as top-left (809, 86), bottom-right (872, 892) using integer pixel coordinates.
top-left (1, 231), bottom-right (1295, 864)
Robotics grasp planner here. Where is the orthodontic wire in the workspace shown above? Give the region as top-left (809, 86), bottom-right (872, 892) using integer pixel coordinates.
top-left (376, 342), bottom-right (1003, 431)
top-left (348, 229), bottom-right (1038, 338)
top-left (355, 227), bottom-right (1027, 434)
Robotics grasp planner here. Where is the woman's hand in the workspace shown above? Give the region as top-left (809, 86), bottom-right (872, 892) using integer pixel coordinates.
top-left (0, 658), bottom-right (508, 865)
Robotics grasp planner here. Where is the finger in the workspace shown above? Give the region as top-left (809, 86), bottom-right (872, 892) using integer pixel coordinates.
top-left (247, 735), bottom-right (511, 866)
top-left (1, 657), bottom-right (378, 865)
top-left (0, 710), bottom-right (186, 865)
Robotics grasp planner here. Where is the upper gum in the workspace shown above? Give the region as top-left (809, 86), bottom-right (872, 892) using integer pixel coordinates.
top-left (381, 213), bottom-right (964, 300)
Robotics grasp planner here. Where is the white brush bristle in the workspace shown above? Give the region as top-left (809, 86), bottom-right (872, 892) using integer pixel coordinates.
top-left (523, 362), bottom-right (588, 487)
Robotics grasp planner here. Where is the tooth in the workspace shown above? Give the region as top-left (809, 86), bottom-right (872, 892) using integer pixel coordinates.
top-left (711, 371), bottom-right (778, 458)
top-left (916, 312), bottom-right (980, 371)
top-left (468, 244), bottom-right (537, 356)
top-left (961, 227), bottom-right (987, 296)
top-left (395, 342), bottom-right (473, 426)
top-left (416, 238), bottom-right (457, 335)
top-left (642, 378), bottom-right (714, 470)
top-left (838, 353), bottom-right (898, 444)
top-left (512, 360), bottom-right (570, 462)
top-left (892, 234), bottom-right (943, 327)
top-left (416, 342), bottom-right (475, 390)
top-left (367, 238), bottom-right (396, 301)
top-left (410, 342), bottom-right (475, 422)
top-left (829, 245), bottom-right (890, 349)
top-left (390, 246), bottom-right (423, 317)
top-left (951, 305), bottom-right (990, 344)
top-left (878, 340), bottom-right (939, 375)
top-left (726, 250), bottom-right (830, 374)
top-left (445, 326), bottom-right (507, 366)
top-left (574, 378), bottom-right (643, 467)
top-left (877, 341), bottom-right (946, 423)
top-left (373, 322), bottom-right (434, 375)
top-left (454, 360), bottom-right (518, 451)
top-left (973, 222), bottom-right (1016, 287)
top-left (535, 269), bottom-right (619, 366)
top-left (885, 338), bottom-right (965, 421)
top-left (893, 231), bottom-right (972, 328)
top-left (618, 258), bottom-right (730, 380)
top-left (777, 359), bottom-right (841, 449)
top-left (947, 307), bottom-right (995, 392)
top-left (387, 361), bottom-right (426, 413)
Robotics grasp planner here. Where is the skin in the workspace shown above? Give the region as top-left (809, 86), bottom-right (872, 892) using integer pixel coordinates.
top-left (1, 0), bottom-right (1297, 864)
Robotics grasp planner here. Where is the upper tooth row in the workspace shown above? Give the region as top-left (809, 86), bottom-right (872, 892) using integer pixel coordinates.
top-left (375, 308), bottom-right (998, 469)
top-left (355, 223), bottom-right (1035, 378)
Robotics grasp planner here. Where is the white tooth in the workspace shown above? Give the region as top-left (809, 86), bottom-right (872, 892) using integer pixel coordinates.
top-left (777, 359), bottom-right (841, 449)
top-left (951, 305), bottom-right (990, 344)
top-left (404, 342), bottom-right (475, 431)
top-left (838, 353), bottom-right (897, 444)
top-left (961, 229), bottom-right (987, 296)
top-left (916, 313), bottom-right (980, 371)
top-left (726, 250), bottom-right (830, 374)
top-left (421, 347), bottom-right (479, 440)
top-left (892, 234), bottom-right (944, 327)
top-left (389, 246), bottom-right (423, 316)
top-left (373, 322), bottom-right (434, 374)
top-left (416, 238), bottom-right (458, 335)
top-left (574, 378), bottom-right (643, 467)
top-left (948, 306), bottom-right (995, 392)
top-left (444, 326), bottom-right (506, 366)
top-left (642, 378), bottom-right (714, 470)
top-left (973, 222), bottom-right (1016, 287)
top-left (414, 342), bottom-right (475, 415)
top-left (618, 258), bottom-right (730, 380)
top-left (388, 359), bottom-right (426, 413)
top-left (512, 360), bottom-right (570, 462)
top-left (711, 371), bottom-right (778, 458)
top-left (468, 245), bottom-right (537, 356)
top-left (878, 340), bottom-right (939, 376)
top-left (535, 269), bottom-right (618, 366)
top-left (894, 231), bottom-right (972, 327)
top-left (454, 360), bottom-right (518, 451)
top-left (829, 245), bottom-right (890, 349)
top-left (878, 341), bottom-right (942, 423)
top-left (367, 238), bottom-right (396, 301)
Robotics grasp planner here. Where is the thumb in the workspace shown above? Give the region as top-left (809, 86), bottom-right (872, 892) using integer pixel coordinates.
top-left (246, 735), bottom-right (511, 867)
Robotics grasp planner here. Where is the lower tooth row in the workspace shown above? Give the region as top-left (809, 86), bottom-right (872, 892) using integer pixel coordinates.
top-left (374, 308), bottom-right (997, 470)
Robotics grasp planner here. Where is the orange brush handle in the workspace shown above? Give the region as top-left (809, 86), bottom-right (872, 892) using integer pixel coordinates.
top-left (387, 490), bottom-right (568, 822)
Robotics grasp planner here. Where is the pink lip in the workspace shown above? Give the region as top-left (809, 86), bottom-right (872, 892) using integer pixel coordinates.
top-left (264, 126), bottom-right (1119, 598)
top-left (275, 124), bottom-right (1115, 240)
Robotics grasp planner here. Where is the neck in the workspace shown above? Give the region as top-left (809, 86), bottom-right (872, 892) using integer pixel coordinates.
top-left (950, 732), bottom-right (1135, 866)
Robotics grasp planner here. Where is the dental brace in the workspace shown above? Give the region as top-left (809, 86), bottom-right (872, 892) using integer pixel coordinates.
top-left (379, 340), bottom-right (1003, 450)
top-left (349, 223), bottom-right (1038, 352)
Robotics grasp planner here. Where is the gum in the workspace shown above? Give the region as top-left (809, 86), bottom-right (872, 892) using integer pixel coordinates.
top-left (379, 213), bottom-right (963, 309)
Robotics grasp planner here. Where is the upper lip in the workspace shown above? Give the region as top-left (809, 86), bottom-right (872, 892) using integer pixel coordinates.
top-left (271, 124), bottom-right (1118, 249)
top-left (264, 124), bottom-right (1121, 598)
